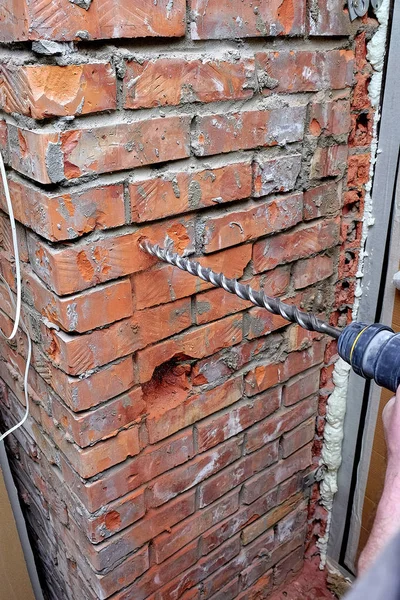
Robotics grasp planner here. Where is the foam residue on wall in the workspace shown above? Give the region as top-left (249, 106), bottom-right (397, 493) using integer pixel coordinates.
top-left (318, 0), bottom-right (391, 568)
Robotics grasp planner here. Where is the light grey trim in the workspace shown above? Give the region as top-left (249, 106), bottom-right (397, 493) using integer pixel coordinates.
top-left (0, 442), bottom-right (44, 600)
top-left (328, 0), bottom-right (400, 567)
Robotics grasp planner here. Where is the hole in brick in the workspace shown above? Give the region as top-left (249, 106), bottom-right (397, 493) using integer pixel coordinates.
top-left (345, 251), bottom-right (355, 265)
top-left (142, 356), bottom-right (193, 418)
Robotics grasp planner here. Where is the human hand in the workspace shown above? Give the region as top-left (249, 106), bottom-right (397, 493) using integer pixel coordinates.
top-left (382, 386), bottom-right (400, 464)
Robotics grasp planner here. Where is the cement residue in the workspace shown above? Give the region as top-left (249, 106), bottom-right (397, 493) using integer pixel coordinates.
top-left (318, 0), bottom-right (390, 568)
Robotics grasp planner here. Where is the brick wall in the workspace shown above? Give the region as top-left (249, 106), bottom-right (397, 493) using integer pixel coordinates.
top-left (0, 2), bottom-right (376, 599)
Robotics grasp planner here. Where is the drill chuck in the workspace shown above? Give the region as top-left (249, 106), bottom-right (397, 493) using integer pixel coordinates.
top-left (338, 323), bottom-right (400, 393)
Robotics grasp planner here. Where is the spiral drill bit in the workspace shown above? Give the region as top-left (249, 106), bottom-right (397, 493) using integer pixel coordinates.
top-left (140, 239), bottom-right (341, 339)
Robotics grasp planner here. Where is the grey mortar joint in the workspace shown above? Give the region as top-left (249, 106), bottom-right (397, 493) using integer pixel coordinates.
top-left (46, 142), bottom-right (65, 184)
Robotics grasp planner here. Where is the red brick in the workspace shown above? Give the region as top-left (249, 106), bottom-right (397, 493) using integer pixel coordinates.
top-left (309, 99), bottom-right (351, 137)
top-left (130, 160), bottom-right (252, 222)
top-left (0, 63), bottom-right (117, 119)
top-left (149, 438), bottom-right (241, 508)
top-left (245, 396), bottom-right (318, 454)
top-left (0, 119), bottom-right (7, 157)
top-left (150, 537), bottom-right (241, 600)
top-left (121, 542), bottom-right (199, 600)
top-left (244, 307), bottom-right (288, 341)
top-left (147, 376), bottom-right (243, 444)
top-left (308, 0), bottom-right (350, 36)
top-left (283, 368), bottom-right (321, 406)
top-left (193, 106), bottom-right (307, 156)
top-left (45, 416), bottom-right (140, 479)
top-left (124, 58), bottom-right (254, 109)
top-left (242, 444), bottom-right (312, 504)
top-left (197, 387), bottom-right (280, 452)
top-left (276, 500), bottom-right (308, 545)
top-left (241, 492), bottom-right (303, 545)
top-left (132, 244), bottom-right (252, 310)
top-left (347, 154), bottom-right (370, 187)
top-left (274, 548), bottom-right (304, 588)
top-left (303, 181), bottom-right (342, 221)
top-left (67, 432), bottom-right (194, 512)
top-left (239, 568), bottom-right (273, 598)
top-left (153, 492), bottom-right (239, 563)
top-left (190, 0), bottom-right (305, 39)
top-left (201, 488), bottom-right (277, 556)
top-left (86, 488), bottom-right (146, 543)
top-left (51, 386), bottom-right (145, 448)
top-left (192, 337), bottom-right (274, 386)
top-left (282, 417), bottom-right (315, 457)
top-left (28, 216), bottom-right (195, 295)
top-left (0, 0), bottom-right (186, 42)
top-left (253, 218), bottom-right (339, 273)
top-left (24, 267), bottom-right (133, 333)
top-left (253, 153), bottom-right (301, 198)
top-left (0, 174), bottom-right (126, 241)
top-left (46, 355), bottom-right (135, 412)
top-left (8, 125), bottom-right (60, 184)
top-left (199, 441), bottom-right (279, 507)
top-left (292, 254), bottom-right (334, 289)
top-left (245, 341), bottom-right (325, 397)
top-left (310, 144), bottom-right (348, 179)
top-left (256, 50), bottom-right (354, 94)
top-left (61, 116), bottom-right (190, 180)
top-left (202, 193), bottom-right (303, 253)
top-left (136, 314), bottom-right (243, 383)
top-left (208, 580), bottom-right (239, 600)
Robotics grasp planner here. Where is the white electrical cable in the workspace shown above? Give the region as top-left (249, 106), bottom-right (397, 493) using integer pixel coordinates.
top-left (0, 150), bottom-right (31, 442)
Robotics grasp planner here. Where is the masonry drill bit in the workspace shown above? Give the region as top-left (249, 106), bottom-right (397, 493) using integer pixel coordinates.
top-left (140, 239), bottom-right (341, 339)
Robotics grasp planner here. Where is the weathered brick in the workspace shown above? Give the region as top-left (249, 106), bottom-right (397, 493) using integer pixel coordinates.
top-left (241, 492), bottom-right (303, 545)
top-left (153, 492), bottom-right (239, 563)
top-left (66, 432), bottom-right (195, 512)
top-left (148, 438), bottom-right (242, 507)
top-left (46, 355), bottom-right (135, 412)
top-left (42, 410), bottom-right (140, 478)
top-left (276, 500), bottom-right (308, 544)
top-left (273, 545), bottom-right (304, 588)
top-left (150, 537), bottom-right (241, 600)
top-left (308, 0), bottom-right (350, 36)
top-left (199, 441), bottom-right (279, 507)
top-left (51, 386), bottom-right (145, 448)
top-left (124, 58), bottom-right (255, 109)
top-left (347, 154), bottom-right (370, 187)
top-left (283, 368), bottom-right (321, 406)
top-left (190, 0), bottom-right (306, 39)
top-left (252, 218), bottom-right (340, 273)
top-left (292, 254), bottom-right (334, 289)
top-left (256, 50), bottom-right (354, 94)
top-left (132, 244), bottom-right (252, 310)
top-left (61, 117), bottom-right (191, 180)
top-left (0, 174), bottom-right (126, 241)
top-left (24, 267), bottom-right (133, 333)
top-left (8, 125), bottom-right (60, 184)
top-left (309, 98), bottom-right (351, 137)
top-left (245, 341), bottom-right (325, 397)
top-left (202, 193), bottom-right (303, 253)
top-left (282, 417), bottom-right (315, 458)
top-left (253, 153), bottom-right (302, 197)
top-left (130, 160), bottom-right (252, 222)
top-left (245, 396), bottom-right (318, 454)
top-left (197, 387), bottom-right (280, 452)
top-left (310, 144), bottom-right (348, 179)
top-left (242, 444), bottom-right (313, 504)
top-left (0, 0), bottom-right (186, 42)
top-left (303, 181), bottom-right (342, 221)
top-left (28, 216), bottom-right (195, 295)
top-left (147, 376), bottom-right (243, 444)
top-left (136, 314), bottom-right (243, 383)
top-left (193, 106), bottom-right (307, 156)
top-left (0, 63), bottom-right (117, 119)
